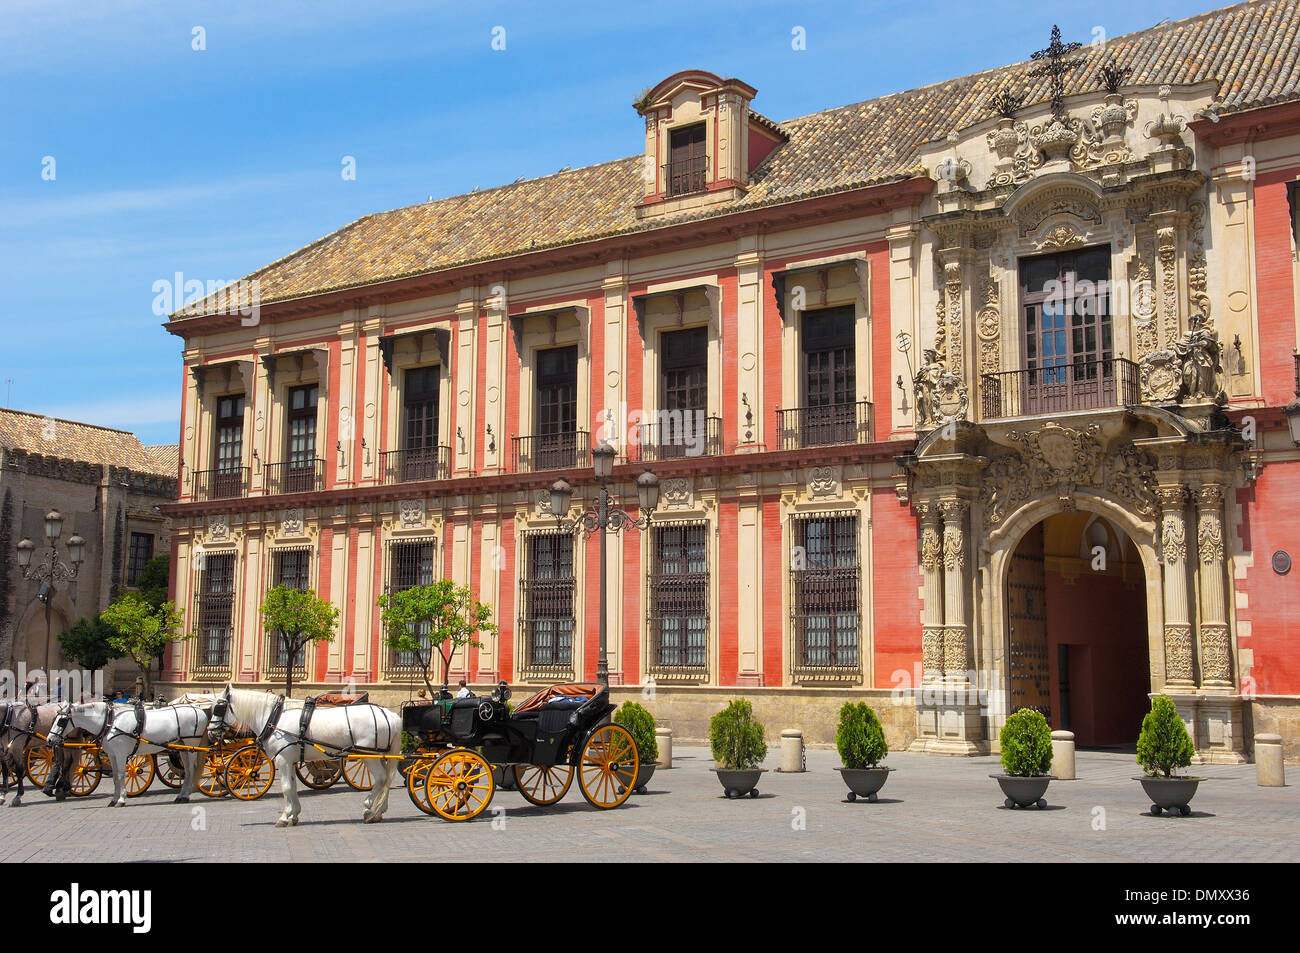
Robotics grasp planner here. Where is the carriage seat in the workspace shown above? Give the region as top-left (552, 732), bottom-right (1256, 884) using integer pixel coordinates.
top-left (316, 691), bottom-right (369, 707)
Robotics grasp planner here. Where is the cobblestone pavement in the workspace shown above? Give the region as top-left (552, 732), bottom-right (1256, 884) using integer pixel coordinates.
top-left (2, 747), bottom-right (1295, 862)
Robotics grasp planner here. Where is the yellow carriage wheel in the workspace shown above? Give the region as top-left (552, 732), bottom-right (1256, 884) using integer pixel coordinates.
top-left (156, 753), bottom-right (185, 789)
top-left (342, 757), bottom-right (374, 791)
top-left (223, 745), bottom-right (275, 801)
top-left (123, 753), bottom-right (156, 797)
top-left (197, 752), bottom-right (230, 798)
top-left (24, 744), bottom-right (55, 787)
top-left (404, 755), bottom-right (439, 815)
top-left (577, 724), bottom-right (639, 810)
top-left (424, 749), bottom-right (495, 822)
top-left (513, 764), bottom-right (574, 806)
top-left (294, 759), bottom-right (342, 789)
top-left (68, 747), bottom-right (102, 797)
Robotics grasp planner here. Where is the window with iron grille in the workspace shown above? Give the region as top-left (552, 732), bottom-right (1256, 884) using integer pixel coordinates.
top-left (790, 514), bottom-right (860, 675)
top-left (126, 533), bottom-right (154, 586)
top-left (267, 547), bottom-right (312, 669)
top-left (385, 538), bottom-right (436, 672)
top-left (647, 523), bottom-right (708, 678)
top-left (520, 532), bottom-right (575, 674)
top-left (195, 553), bottom-right (236, 670)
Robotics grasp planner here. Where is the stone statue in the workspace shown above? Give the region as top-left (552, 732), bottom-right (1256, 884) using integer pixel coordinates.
top-left (1173, 313), bottom-right (1224, 402)
top-left (914, 349), bottom-right (944, 428)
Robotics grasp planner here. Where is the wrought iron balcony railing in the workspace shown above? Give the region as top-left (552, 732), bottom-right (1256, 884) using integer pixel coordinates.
top-left (635, 414), bottom-right (722, 462)
top-left (380, 445), bottom-right (451, 484)
top-left (775, 400), bottom-right (872, 450)
top-left (192, 466), bottom-right (249, 501)
top-left (511, 431), bottom-right (589, 473)
top-left (264, 458), bottom-right (325, 495)
top-left (980, 357), bottom-right (1140, 420)
top-left (663, 155), bottom-right (708, 197)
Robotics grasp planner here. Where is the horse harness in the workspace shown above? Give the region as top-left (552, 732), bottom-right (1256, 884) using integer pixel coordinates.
top-left (257, 694), bottom-right (390, 761)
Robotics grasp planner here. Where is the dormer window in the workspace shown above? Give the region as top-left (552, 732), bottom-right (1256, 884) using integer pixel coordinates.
top-left (667, 123), bottom-right (707, 197)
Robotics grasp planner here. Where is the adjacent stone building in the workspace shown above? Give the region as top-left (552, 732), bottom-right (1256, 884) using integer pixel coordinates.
top-left (0, 409), bottom-right (178, 693)
top-left (162, 1), bottom-right (1300, 760)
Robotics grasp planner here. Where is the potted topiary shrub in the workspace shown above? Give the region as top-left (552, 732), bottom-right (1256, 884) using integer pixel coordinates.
top-left (1134, 695), bottom-right (1202, 816)
top-left (613, 701), bottom-right (659, 794)
top-left (835, 702), bottom-right (891, 802)
top-left (709, 699), bottom-right (767, 798)
top-left (991, 708), bottom-right (1054, 809)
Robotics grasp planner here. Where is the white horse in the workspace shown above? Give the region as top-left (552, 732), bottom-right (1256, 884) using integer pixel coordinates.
top-left (50, 700), bottom-right (214, 807)
top-left (210, 685), bottom-right (400, 826)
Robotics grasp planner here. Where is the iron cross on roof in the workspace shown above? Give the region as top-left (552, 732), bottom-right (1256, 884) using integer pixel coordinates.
top-left (1029, 25), bottom-right (1085, 119)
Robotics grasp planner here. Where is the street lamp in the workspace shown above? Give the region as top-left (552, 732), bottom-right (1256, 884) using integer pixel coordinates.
top-left (15, 509), bottom-right (85, 701)
top-left (551, 442), bottom-right (660, 687)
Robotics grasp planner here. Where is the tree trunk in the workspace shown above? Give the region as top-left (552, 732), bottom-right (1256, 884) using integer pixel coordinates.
top-left (283, 633), bottom-right (294, 698)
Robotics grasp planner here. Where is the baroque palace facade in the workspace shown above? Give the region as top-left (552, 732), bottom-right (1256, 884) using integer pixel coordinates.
top-left (164, 0), bottom-right (1300, 760)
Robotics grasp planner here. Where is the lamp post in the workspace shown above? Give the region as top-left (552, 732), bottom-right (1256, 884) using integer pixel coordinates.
top-left (15, 510), bottom-right (85, 702)
top-left (550, 443), bottom-right (659, 687)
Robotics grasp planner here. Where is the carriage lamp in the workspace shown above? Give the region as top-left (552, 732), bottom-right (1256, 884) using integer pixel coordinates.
top-left (67, 534), bottom-right (86, 567)
top-left (551, 441), bottom-right (661, 686)
top-left (45, 509), bottom-right (63, 541)
top-left (16, 538), bottom-right (34, 568)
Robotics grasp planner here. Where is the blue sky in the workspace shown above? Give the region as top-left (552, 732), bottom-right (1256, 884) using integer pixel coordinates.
top-left (0, 0), bottom-right (1218, 446)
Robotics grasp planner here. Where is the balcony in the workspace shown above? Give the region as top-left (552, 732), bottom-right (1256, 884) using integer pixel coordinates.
top-left (775, 400), bottom-right (873, 451)
top-left (635, 415), bottom-right (722, 462)
top-left (664, 155), bottom-right (707, 197)
top-left (512, 431), bottom-right (589, 473)
top-left (265, 458), bottom-right (325, 495)
top-left (381, 445), bottom-right (451, 485)
top-left (980, 358), bottom-right (1140, 420)
top-left (192, 466), bottom-right (249, 501)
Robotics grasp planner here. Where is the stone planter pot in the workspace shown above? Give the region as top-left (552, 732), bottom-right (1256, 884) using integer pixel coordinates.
top-left (629, 761), bottom-right (657, 794)
top-left (1135, 775), bottom-right (1204, 816)
top-left (837, 766), bottom-right (892, 802)
top-left (991, 774), bottom-right (1053, 809)
top-left (713, 768), bottom-right (765, 799)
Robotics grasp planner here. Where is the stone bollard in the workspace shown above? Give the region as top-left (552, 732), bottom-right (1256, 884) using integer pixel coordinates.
top-left (1051, 730), bottom-right (1076, 780)
top-left (655, 727), bottom-right (673, 769)
top-left (1255, 733), bottom-right (1284, 787)
top-left (779, 728), bottom-right (804, 773)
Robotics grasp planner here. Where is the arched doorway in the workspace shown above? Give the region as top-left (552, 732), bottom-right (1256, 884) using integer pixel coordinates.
top-left (1006, 512), bottom-right (1149, 747)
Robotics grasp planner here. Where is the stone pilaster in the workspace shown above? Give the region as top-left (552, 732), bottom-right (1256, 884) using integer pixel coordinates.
top-left (1158, 485), bottom-right (1196, 689)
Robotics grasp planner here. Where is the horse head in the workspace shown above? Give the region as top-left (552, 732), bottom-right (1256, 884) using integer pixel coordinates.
top-left (207, 685), bottom-right (235, 742)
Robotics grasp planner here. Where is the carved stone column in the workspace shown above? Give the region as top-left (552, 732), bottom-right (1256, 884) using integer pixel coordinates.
top-left (940, 499), bottom-right (971, 680)
top-left (1194, 484), bottom-right (1232, 690)
top-left (1158, 485), bottom-right (1196, 689)
top-left (919, 503), bottom-right (945, 682)
top-left (1192, 483), bottom-right (1245, 763)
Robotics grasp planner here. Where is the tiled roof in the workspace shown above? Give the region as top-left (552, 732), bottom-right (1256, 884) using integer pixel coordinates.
top-left (0, 408), bottom-right (178, 479)
top-left (174, 0), bottom-right (1300, 320)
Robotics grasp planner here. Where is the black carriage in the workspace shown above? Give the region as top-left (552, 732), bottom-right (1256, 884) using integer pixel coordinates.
top-left (405, 681), bottom-right (639, 821)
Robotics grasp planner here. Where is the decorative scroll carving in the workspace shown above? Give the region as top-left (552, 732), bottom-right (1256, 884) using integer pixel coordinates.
top-left (207, 514), bottom-right (230, 542)
top-left (942, 524), bottom-right (966, 571)
top-left (1157, 226), bottom-right (1179, 349)
top-left (1009, 420), bottom-right (1102, 486)
top-left (1197, 510), bottom-right (1224, 564)
top-left (943, 259), bottom-right (964, 375)
top-left (1039, 225), bottom-right (1085, 249)
top-left (1017, 194), bottom-right (1102, 236)
top-left (1161, 514), bottom-right (1187, 564)
top-left (661, 477), bottom-right (693, 510)
top-left (921, 525), bottom-right (942, 571)
top-left (807, 467), bottom-right (841, 500)
top-left (399, 499), bottom-right (425, 529)
top-left (281, 508), bottom-right (304, 537)
top-left (1140, 350), bottom-right (1181, 402)
top-left (977, 273), bottom-right (1001, 376)
top-left (1164, 624), bottom-right (1195, 683)
top-left (1133, 236), bottom-right (1159, 361)
top-left (1199, 623), bottom-right (1232, 683)
top-left (922, 626), bottom-right (945, 680)
top-left (943, 626), bottom-right (970, 674)
top-left (1188, 198), bottom-right (1209, 316)
top-left (1106, 444), bottom-right (1158, 518)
